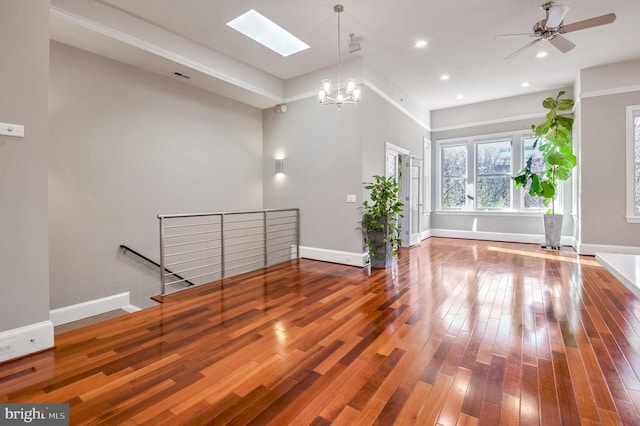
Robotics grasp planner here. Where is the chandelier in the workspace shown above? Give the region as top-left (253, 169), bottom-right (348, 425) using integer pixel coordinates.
top-left (318, 5), bottom-right (361, 108)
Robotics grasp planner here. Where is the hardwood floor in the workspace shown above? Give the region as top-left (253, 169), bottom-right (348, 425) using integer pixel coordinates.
top-left (2, 237), bottom-right (640, 425)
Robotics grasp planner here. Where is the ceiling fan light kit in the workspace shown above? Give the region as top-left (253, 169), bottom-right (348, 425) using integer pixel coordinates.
top-left (318, 4), bottom-right (361, 109)
top-left (498, 1), bottom-right (616, 59)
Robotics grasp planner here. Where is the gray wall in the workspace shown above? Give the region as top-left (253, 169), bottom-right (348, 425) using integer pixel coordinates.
top-left (431, 89), bottom-right (574, 237)
top-left (579, 59), bottom-right (640, 247)
top-left (49, 42), bottom-right (263, 308)
top-left (262, 95), bottom-right (363, 253)
top-left (262, 87), bottom-right (429, 254)
top-left (0, 1), bottom-right (50, 331)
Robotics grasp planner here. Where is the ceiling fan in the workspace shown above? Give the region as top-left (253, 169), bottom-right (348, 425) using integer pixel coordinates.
top-left (497, 2), bottom-right (616, 59)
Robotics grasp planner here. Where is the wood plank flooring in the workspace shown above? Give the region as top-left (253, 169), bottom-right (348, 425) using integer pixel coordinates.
top-left (2, 237), bottom-right (640, 425)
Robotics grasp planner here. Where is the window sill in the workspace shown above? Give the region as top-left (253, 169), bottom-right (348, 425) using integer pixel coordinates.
top-left (625, 216), bottom-right (640, 224)
top-left (435, 210), bottom-right (558, 218)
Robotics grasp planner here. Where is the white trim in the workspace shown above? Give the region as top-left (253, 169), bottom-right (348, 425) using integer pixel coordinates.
top-left (421, 229), bottom-right (432, 240)
top-left (0, 321), bottom-right (54, 363)
top-left (364, 80), bottom-right (431, 132)
top-left (596, 253), bottom-right (640, 299)
top-left (434, 210), bottom-right (546, 218)
top-left (428, 228), bottom-right (576, 247)
top-left (431, 112), bottom-right (546, 133)
top-left (385, 141), bottom-right (410, 156)
top-left (49, 292), bottom-right (131, 326)
top-left (50, 7), bottom-right (281, 101)
top-left (580, 85), bottom-right (640, 100)
top-left (626, 105), bottom-right (640, 222)
top-left (578, 243), bottom-right (640, 256)
top-left (299, 246), bottom-right (368, 267)
top-left (123, 304), bottom-right (142, 313)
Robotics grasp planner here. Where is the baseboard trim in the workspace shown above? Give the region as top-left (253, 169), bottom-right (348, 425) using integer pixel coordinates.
top-left (421, 230), bottom-right (432, 240)
top-left (299, 246), bottom-right (368, 267)
top-left (0, 321), bottom-right (54, 363)
top-left (428, 229), bottom-right (577, 247)
top-left (50, 292), bottom-right (131, 326)
top-left (579, 243), bottom-right (640, 256)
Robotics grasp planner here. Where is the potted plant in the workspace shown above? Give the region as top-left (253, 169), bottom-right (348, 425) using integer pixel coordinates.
top-left (361, 175), bottom-right (404, 268)
top-left (513, 90), bottom-right (575, 249)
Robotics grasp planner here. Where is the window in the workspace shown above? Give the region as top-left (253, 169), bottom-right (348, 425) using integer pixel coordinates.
top-left (436, 131), bottom-right (557, 213)
top-left (441, 144), bottom-right (467, 209)
top-left (522, 137), bottom-right (545, 209)
top-left (626, 105), bottom-right (640, 222)
top-left (476, 140), bottom-right (511, 209)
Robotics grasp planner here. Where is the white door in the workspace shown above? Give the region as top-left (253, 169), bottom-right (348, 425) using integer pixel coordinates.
top-left (385, 143), bottom-right (410, 247)
top-left (408, 156), bottom-right (422, 246)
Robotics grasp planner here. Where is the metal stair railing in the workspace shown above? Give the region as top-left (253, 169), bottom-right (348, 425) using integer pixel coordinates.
top-left (120, 245), bottom-right (195, 287)
top-left (158, 208), bottom-right (300, 295)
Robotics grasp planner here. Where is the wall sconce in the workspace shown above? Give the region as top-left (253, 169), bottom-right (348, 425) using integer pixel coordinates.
top-left (275, 158), bottom-right (284, 175)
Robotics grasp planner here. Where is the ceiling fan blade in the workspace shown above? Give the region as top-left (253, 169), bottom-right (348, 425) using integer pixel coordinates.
top-left (505, 38), bottom-right (542, 59)
top-left (495, 33), bottom-right (536, 39)
top-left (560, 13), bottom-right (616, 33)
top-left (546, 5), bottom-right (570, 28)
top-left (549, 35), bottom-right (575, 53)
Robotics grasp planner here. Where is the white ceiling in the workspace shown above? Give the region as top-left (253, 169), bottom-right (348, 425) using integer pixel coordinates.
top-left (50, 0), bottom-right (640, 113)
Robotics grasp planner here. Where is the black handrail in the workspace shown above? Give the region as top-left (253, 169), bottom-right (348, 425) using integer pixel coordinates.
top-left (120, 245), bottom-right (194, 286)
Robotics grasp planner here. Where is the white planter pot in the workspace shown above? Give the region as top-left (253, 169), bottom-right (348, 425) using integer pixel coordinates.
top-left (543, 214), bottom-right (563, 249)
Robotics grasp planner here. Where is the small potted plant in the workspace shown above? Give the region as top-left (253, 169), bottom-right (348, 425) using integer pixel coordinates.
top-left (513, 91), bottom-right (575, 249)
top-left (361, 175), bottom-right (404, 268)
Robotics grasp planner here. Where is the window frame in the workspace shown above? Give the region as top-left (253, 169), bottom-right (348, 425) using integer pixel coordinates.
top-left (435, 130), bottom-right (560, 214)
top-left (474, 139), bottom-right (513, 210)
top-left (625, 105), bottom-right (640, 223)
top-left (438, 142), bottom-right (469, 210)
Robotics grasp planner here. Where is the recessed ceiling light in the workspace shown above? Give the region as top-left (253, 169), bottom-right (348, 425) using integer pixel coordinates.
top-left (536, 51), bottom-right (548, 58)
top-left (415, 40), bottom-right (427, 48)
top-left (456, 95), bottom-right (464, 100)
top-left (440, 74), bottom-right (450, 81)
top-left (227, 9), bottom-right (310, 57)
top-left (521, 82), bottom-right (530, 87)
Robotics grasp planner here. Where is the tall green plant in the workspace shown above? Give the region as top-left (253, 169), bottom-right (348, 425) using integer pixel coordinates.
top-left (513, 91), bottom-right (576, 214)
top-left (361, 175), bottom-right (404, 255)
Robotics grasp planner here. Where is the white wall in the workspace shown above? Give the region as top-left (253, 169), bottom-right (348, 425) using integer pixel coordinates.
top-left (0, 0), bottom-right (52, 359)
top-left (49, 42), bottom-right (263, 308)
top-left (431, 89), bottom-right (575, 240)
top-left (262, 95), bottom-right (363, 255)
top-left (262, 87), bottom-right (429, 259)
top-left (579, 59), bottom-right (640, 251)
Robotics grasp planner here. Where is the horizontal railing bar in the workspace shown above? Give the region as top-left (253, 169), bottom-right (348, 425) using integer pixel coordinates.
top-left (266, 242), bottom-right (296, 250)
top-left (164, 230), bottom-right (221, 239)
top-left (224, 224), bottom-right (267, 232)
top-left (266, 230), bottom-right (297, 237)
top-left (165, 254), bottom-right (219, 267)
top-left (158, 208), bottom-right (298, 220)
top-left (163, 238), bottom-right (221, 248)
top-left (164, 246), bottom-right (220, 257)
top-left (223, 230), bottom-right (267, 240)
top-left (225, 241), bottom-right (265, 250)
top-left (266, 228), bottom-right (297, 235)
top-left (224, 252), bottom-right (265, 263)
top-left (266, 246), bottom-right (295, 255)
top-left (162, 221), bottom-right (221, 230)
top-left (164, 262), bottom-right (221, 277)
top-left (266, 233), bottom-right (297, 241)
top-left (225, 259), bottom-right (267, 271)
top-left (225, 247), bottom-right (264, 257)
top-left (265, 219), bottom-right (298, 225)
top-left (164, 270), bottom-right (221, 286)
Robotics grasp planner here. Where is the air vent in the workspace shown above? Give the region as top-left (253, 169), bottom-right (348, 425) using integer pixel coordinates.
top-left (173, 72), bottom-right (191, 79)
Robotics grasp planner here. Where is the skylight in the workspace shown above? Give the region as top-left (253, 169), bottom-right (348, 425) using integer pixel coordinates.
top-left (227, 10), bottom-right (310, 57)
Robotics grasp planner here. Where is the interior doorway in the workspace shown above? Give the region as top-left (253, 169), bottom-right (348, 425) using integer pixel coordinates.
top-left (385, 142), bottom-right (422, 247)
